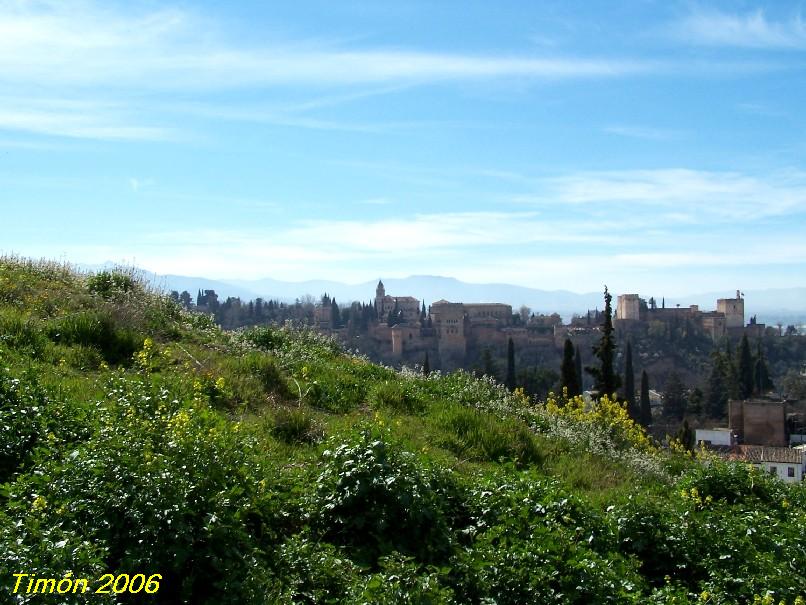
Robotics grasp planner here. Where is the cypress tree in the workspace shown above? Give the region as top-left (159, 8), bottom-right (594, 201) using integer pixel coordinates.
top-left (737, 334), bottom-right (754, 399)
top-left (560, 338), bottom-right (579, 397)
top-left (754, 341), bottom-right (773, 394)
top-left (640, 370), bottom-right (652, 427)
top-left (586, 286), bottom-right (621, 398)
top-left (706, 351), bottom-right (729, 420)
top-left (423, 351), bottom-right (430, 376)
top-left (663, 371), bottom-right (687, 420)
top-left (624, 340), bottom-right (637, 421)
top-left (574, 344), bottom-right (583, 393)
top-left (505, 337), bottom-right (516, 390)
top-left (331, 298), bottom-right (341, 328)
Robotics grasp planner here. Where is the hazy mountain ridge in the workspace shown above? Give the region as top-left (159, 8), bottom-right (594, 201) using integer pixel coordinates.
top-left (83, 264), bottom-right (806, 324)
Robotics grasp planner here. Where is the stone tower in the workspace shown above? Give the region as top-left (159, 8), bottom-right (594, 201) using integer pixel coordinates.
top-left (717, 290), bottom-right (744, 329)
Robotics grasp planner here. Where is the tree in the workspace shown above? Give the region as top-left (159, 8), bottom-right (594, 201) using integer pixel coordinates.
top-left (737, 334), bottom-right (754, 399)
top-left (505, 338), bottom-right (516, 390)
top-left (754, 341), bottom-right (773, 395)
top-left (479, 348), bottom-right (498, 381)
top-left (623, 340), bottom-right (637, 420)
top-left (331, 298), bottom-right (341, 328)
top-left (574, 344), bottom-right (583, 393)
top-left (560, 338), bottom-right (580, 397)
top-left (705, 351), bottom-right (729, 420)
top-left (586, 286), bottom-right (621, 398)
top-left (662, 371), bottom-right (686, 420)
top-left (640, 370), bottom-right (652, 427)
top-left (423, 351), bottom-right (430, 377)
top-left (675, 419), bottom-right (694, 450)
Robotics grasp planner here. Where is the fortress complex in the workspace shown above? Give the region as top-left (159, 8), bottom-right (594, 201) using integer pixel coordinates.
top-left (615, 290), bottom-right (759, 340)
top-left (312, 281), bottom-right (766, 370)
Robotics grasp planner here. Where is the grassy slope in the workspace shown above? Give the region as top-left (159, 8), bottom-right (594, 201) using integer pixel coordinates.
top-left (1, 257), bottom-right (805, 605)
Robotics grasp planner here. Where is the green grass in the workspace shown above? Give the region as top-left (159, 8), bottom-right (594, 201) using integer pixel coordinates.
top-left (2, 256), bottom-right (806, 605)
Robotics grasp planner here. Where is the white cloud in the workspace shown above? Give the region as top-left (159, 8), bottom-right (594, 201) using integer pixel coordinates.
top-left (540, 169), bottom-right (806, 221)
top-left (672, 9), bottom-right (806, 50)
top-left (0, 2), bottom-right (650, 93)
top-left (0, 99), bottom-right (172, 141)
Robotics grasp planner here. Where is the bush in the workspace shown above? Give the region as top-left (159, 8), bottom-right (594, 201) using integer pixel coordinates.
top-left (312, 426), bottom-right (458, 567)
top-left (271, 408), bottom-right (321, 445)
top-left (86, 270), bottom-right (136, 299)
top-left (0, 309), bottom-right (46, 354)
top-left (45, 311), bottom-right (142, 365)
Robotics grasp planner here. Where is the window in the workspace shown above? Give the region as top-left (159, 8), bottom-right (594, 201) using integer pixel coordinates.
top-left (769, 466), bottom-right (777, 475)
top-left (788, 467), bottom-right (796, 478)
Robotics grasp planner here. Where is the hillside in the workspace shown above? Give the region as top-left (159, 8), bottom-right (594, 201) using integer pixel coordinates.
top-left (1, 257), bottom-right (805, 605)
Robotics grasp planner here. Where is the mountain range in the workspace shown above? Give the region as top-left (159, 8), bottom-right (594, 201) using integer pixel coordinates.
top-left (80, 264), bottom-right (805, 327)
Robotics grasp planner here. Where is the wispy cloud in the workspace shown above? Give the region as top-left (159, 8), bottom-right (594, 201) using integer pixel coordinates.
top-left (0, 98), bottom-right (172, 141)
top-left (0, 2), bottom-right (651, 92)
top-left (672, 9), bottom-right (806, 50)
top-left (538, 169), bottom-right (806, 221)
top-left (603, 125), bottom-right (686, 141)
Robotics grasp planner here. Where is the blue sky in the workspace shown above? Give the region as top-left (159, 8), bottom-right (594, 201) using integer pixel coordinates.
top-left (1, 0), bottom-right (805, 296)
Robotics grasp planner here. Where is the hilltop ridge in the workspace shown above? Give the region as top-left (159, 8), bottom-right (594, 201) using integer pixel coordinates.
top-left (1, 256), bottom-right (805, 604)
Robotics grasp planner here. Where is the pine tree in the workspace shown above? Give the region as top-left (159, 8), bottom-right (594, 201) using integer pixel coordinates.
top-left (423, 351), bottom-right (430, 377)
top-left (737, 334), bottom-right (754, 399)
top-left (640, 370), bottom-right (652, 427)
top-left (586, 286), bottom-right (621, 398)
top-left (560, 338), bottom-right (579, 397)
top-left (505, 337), bottom-right (516, 390)
top-left (574, 344), bottom-right (583, 394)
top-left (624, 340), bottom-right (637, 421)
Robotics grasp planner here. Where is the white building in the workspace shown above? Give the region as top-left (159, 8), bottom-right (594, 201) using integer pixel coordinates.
top-left (722, 445), bottom-right (805, 484)
top-left (695, 428), bottom-right (735, 447)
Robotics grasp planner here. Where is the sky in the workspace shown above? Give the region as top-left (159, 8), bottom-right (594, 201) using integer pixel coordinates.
top-left (1, 0), bottom-right (806, 297)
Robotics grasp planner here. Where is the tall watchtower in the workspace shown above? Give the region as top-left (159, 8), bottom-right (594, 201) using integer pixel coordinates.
top-left (717, 290), bottom-right (744, 329)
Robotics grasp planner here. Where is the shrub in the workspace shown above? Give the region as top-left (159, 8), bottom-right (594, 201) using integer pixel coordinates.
top-left (0, 309), bottom-right (47, 355)
top-left (86, 270), bottom-right (136, 299)
top-left (45, 311), bottom-right (142, 365)
top-left (312, 426), bottom-right (457, 567)
top-left (271, 408), bottom-right (321, 444)
top-left (231, 352), bottom-right (291, 400)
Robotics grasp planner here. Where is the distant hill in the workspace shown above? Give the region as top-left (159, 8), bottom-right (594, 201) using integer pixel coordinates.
top-left (82, 263), bottom-right (806, 325)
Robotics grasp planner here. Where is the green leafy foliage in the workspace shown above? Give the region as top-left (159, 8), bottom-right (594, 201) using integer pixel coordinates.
top-left (2, 257), bottom-right (806, 605)
top-left (312, 426), bottom-right (458, 567)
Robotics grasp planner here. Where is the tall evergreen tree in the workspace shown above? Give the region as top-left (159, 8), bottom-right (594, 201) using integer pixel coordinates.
top-left (586, 286), bottom-right (621, 398)
top-left (737, 334), bottom-right (754, 399)
top-left (423, 351), bottom-right (430, 377)
top-left (574, 344), bottom-right (583, 394)
top-left (624, 340), bottom-right (637, 420)
top-left (754, 341), bottom-right (773, 395)
top-left (706, 351), bottom-right (729, 420)
top-left (480, 348), bottom-right (497, 380)
top-left (505, 338), bottom-right (516, 390)
top-left (640, 370), bottom-right (652, 427)
top-left (662, 371), bottom-right (687, 420)
top-left (331, 298), bottom-right (341, 328)
top-left (560, 338), bottom-right (579, 397)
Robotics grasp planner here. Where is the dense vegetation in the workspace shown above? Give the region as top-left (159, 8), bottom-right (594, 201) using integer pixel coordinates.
top-left (1, 257), bottom-right (805, 604)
